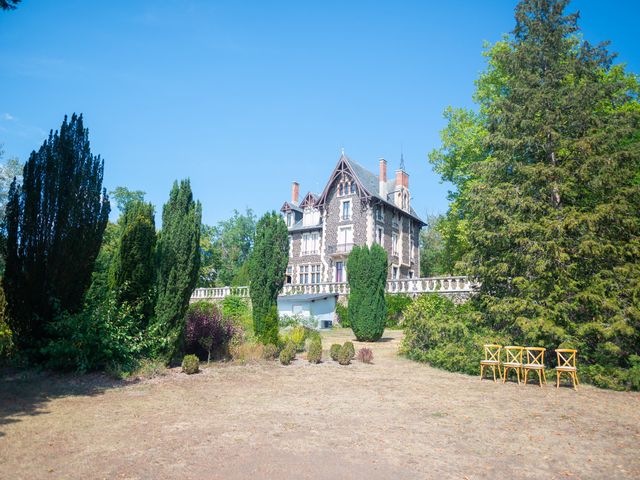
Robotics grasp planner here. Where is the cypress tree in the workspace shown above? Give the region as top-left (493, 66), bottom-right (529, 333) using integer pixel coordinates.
top-left (465, 0), bottom-right (640, 374)
top-left (248, 211), bottom-right (288, 345)
top-left (347, 244), bottom-right (387, 342)
top-left (152, 180), bottom-right (201, 362)
top-left (3, 114), bottom-right (110, 352)
top-left (110, 200), bottom-right (156, 323)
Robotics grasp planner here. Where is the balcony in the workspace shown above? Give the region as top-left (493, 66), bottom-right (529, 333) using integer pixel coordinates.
top-left (326, 243), bottom-right (354, 256)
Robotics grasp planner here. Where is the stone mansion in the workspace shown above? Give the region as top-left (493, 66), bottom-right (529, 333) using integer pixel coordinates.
top-left (280, 153), bottom-right (425, 286)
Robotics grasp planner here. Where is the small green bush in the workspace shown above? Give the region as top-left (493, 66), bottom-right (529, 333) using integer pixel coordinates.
top-left (263, 343), bottom-right (279, 360)
top-left (330, 343), bottom-right (342, 361)
top-left (279, 345), bottom-right (296, 365)
top-left (181, 354), bottom-right (200, 374)
top-left (343, 341), bottom-right (355, 360)
top-left (289, 325), bottom-right (306, 351)
top-left (337, 345), bottom-right (352, 365)
top-left (307, 337), bottom-right (322, 364)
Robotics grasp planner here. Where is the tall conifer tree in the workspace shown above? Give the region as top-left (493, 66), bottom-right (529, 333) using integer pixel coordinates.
top-left (248, 212), bottom-right (288, 345)
top-left (110, 200), bottom-right (156, 323)
top-left (464, 0), bottom-right (640, 370)
top-left (3, 114), bottom-right (110, 351)
top-left (347, 244), bottom-right (387, 342)
top-left (152, 180), bottom-right (201, 361)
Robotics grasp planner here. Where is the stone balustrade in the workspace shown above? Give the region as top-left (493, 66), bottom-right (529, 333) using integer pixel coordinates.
top-left (191, 276), bottom-right (476, 300)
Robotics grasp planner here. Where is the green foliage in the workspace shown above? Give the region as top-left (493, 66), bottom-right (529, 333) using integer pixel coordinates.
top-left (263, 343), bottom-right (279, 360)
top-left (419, 214), bottom-right (453, 276)
top-left (0, 281), bottom-right (12, 357)
top-left (425, 0), bottom-right (640, 390)
top-left (4, 114), bottom-right (110, 354)
top-left (85, 222), bottom-right (119, 303)
top-left (248, 211), bottom-right (288, 344)
top-left (346, 244), bottom-right (387, 341)
top-left (109, 186), bottom-right (145, 214)
top-left (342, 341), bottom-right (355, 360)
top-left (279, 344), bottom-right (296, 365)
top-left (337, 344), bottom-right (352, 365)
top-left (181, 354), bottom-right (199, 374)
top-left (110, 200), bottom-right (156, 323)
top-left (199, 208), bottom-right (257, 287)
top-left (401, 296), bottom-right (492, 375)
top-left (41, 291), bottom-right (146, 373)
top-left (307, 337), bottom-right (322, 364)
top-left (288, 325), bottom-right (306, 352)
top-left (330, 343), bottom-right (342, 361)
top-left (221, 295), bottom-right (253, 336)
top-left (385, 294), bottom-right (413, 328)
top-left (0, 151), bottom-right (22, 276)
top-left (152, 179), bottom-right (202, 363)
top-left (335, 302), bottom-right (350, 327)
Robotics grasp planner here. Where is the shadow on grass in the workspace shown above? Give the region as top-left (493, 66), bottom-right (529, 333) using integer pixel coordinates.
top-left (0, 367), bottom-right (135, 438)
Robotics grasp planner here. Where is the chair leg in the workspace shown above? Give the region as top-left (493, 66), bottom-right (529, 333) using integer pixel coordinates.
top-left (502, 367), bottom-right (507, 384)
top-left (498, 364), bottom-right (503, 380)
top-left (542, 369), bottom-right (547, 385)
top-left (480, 364), bottom-right (484, 380)
top-left (575, 372), bottom-right (580, 386)
top-left (523, 369), bottom-right (528, 385)
top-left (571, 371), bottom-right (578, 390)
top-left (516, 368), bottom-right (521, 385)
top-left (492, 365), bottom-right (497, 382)
top-left (556, 371), bottom-right (560, 388)
top-left (538, 369), bottom-right (543, 387)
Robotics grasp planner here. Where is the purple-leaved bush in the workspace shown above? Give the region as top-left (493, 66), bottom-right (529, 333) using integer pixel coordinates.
top-left (185, 302), bottom-right (241, 362)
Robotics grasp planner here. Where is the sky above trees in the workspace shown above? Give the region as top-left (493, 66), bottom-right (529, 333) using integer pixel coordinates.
top-left (1, 0), bottom-right (638, 225)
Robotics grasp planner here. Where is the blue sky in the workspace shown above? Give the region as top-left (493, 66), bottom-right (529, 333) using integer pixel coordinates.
top-left (1, 0), bottom-right (638, 225)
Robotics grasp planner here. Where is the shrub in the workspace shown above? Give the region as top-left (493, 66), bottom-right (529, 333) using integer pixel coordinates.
top-left (337, 345), bottom-right (352, 365)
top-left (289, 325), bottom-right (306, 352)
top-left (356, 347), bottom-right (374, 364)
top-left (230, 340), bottom-right (264, 363)
top-left (0, 283), bottom-right (12, 358)
top-left (343, 341), bottom-right (355, 360)
top-left (41, 292), bottom-right (145, 373)
top-left (330, 343), bottom-right (342, 361)
top-left (263, 343), bottom-right (279, 360)
top-left (335, 303), bottom-right (350, 328)
top-left (385, 294), bottom-right (413, 328)
top-left (133, 358), bottom-right (166, 379)
top-left (182, 354), bottom-right (199, 374)
top-left (401, 295), bottom-right (493, 375)
top-left (346, 244), bottom-right (387, 341)
top-left (279, 345), bottom-right (296, 365)
top-left (222, 295), bottom-right (253, 336)
top-left (307, 337), bottom-right (322, 364)
top-left (184, 301), bottom-right (239, 362)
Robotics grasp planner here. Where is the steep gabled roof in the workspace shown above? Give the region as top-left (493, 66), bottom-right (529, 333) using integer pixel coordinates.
top-left (316, 154), bottom-right (426, 226)
top-left (280, 201), bottom-right (303, 213)
top-left (299, 192), bottom-right (319, 209)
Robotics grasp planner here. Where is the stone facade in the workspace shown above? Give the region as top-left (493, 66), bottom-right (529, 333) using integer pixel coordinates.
top-left (281, 154), bottom-right (425, 285)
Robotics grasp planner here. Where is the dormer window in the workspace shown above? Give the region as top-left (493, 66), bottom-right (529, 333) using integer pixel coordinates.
top-left (286, 212), bottom-right (293, 227)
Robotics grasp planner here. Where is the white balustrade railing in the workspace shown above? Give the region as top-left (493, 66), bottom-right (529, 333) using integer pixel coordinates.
top-left (191, 276), bottom-right (476, 300)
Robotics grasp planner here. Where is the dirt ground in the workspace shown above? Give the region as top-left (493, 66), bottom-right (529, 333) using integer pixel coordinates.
top-left (1, 329), bottom-right (639, 480)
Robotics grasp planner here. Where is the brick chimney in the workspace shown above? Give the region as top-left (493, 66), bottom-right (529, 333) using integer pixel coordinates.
top-left (395, 169), bottom-right (410, 211)
top-left (379, 158), bottom-right (387, 197)
top-left (291, 181), bottom-right (300, 206)
top-left (395, 169), bottom-right (409, 189)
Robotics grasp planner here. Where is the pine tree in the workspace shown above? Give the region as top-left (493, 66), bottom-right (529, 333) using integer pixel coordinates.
top-left (465, 0), bottom-right (640, 374)
top-left (248, 212), bottom-right (288, 345)
top-left (3, 114), bottom-right (110, 352)
top-left (152, 180), bottom-right (201, 362)
top-left (110, 200), bottom-right (156, 324)
top-left (347, 244), bottom-right (387, 342)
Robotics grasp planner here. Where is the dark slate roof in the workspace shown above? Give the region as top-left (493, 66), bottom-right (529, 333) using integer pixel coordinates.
top-left (288, 219), bottom-right (323, 232)
top-left (280, 201), bottom-right (303, 213)
top-left (344, 156), bottom-right (426, 226)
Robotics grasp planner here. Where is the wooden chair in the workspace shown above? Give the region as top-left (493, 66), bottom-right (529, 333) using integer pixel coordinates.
top-left (480, 344), bottom-right (502, 382)
top-left (502, 346), bottom-right (524, 384)
top-left (555, 349), bottom-right (579, 390)
top-left (523, 347), bottom-right (547, 387)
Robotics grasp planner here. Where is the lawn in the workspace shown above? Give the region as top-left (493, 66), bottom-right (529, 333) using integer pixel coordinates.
top-left (1, 329), bottom-right (638, 479)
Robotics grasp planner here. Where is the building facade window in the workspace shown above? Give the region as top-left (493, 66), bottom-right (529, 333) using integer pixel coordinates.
top-left (392, 266), bottom-right (399, 279)
top-left (375, 205), bottom-right (384, 221)
top-left (375, 226), bottom-right (383, 245)
top-left (286, 212), bottom-right (293, 227)
top-left (299, 265), bottom-right (309, 284)
top-left (286, 266), bottom-right (293, 284)
top-left (392, 232), bottom-right (398, 255)
top-left (335, 261), bottom-right (344, 282)
top-left (300, 264), bottom-right (321, 284)
top-left (337, 225), bottom-right (353, 248)
top-left (341, 200), bottom-right (351, 221)
top-left (302, 232), bottom-right (320, 255)
top-left (311, 264), bottom-right (321, 284)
